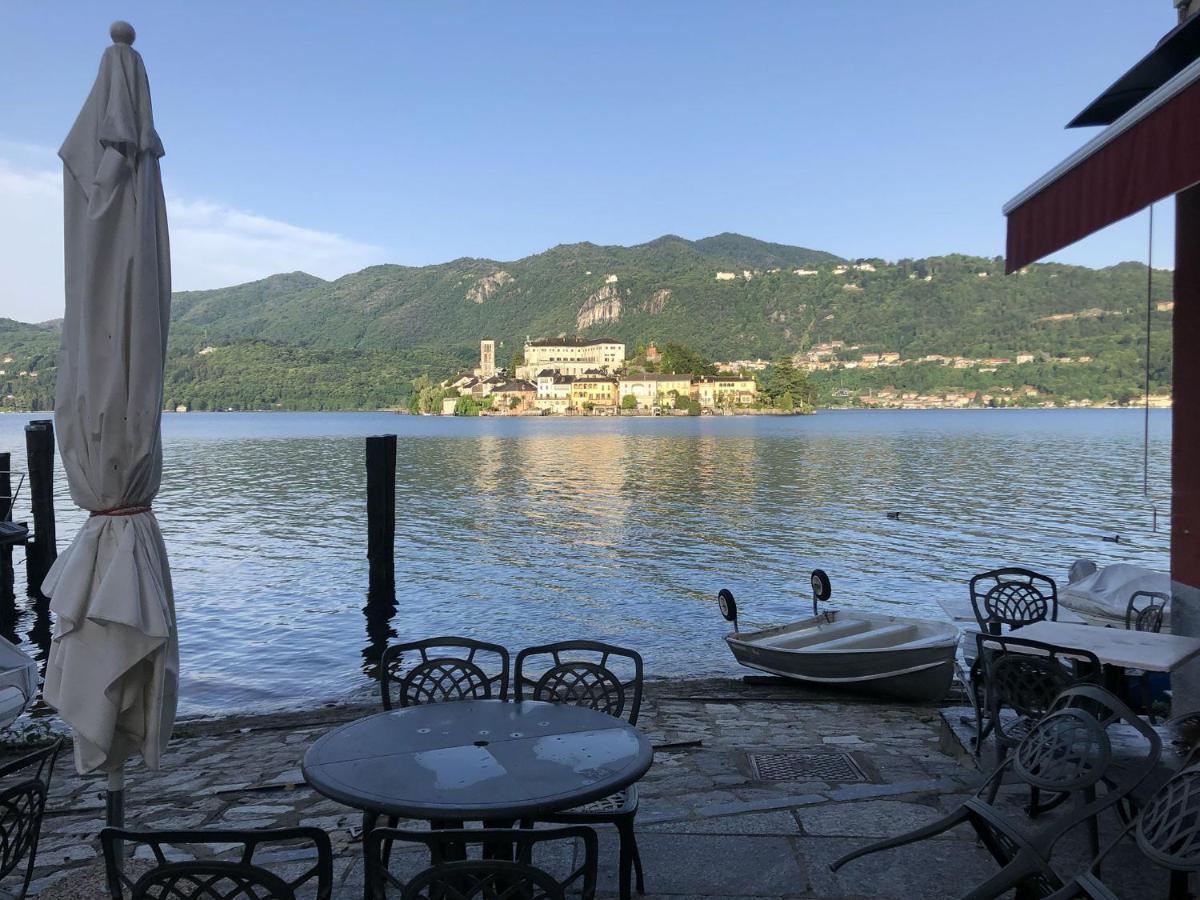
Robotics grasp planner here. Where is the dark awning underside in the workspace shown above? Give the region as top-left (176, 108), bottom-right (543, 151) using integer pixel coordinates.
top-left (1069, 13), bottom-right (1200, 127)
top-left (1004, 57), bottom-right (1200, 273)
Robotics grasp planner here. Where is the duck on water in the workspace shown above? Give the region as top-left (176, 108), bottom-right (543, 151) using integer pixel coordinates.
top-left (717, 570), bottom-right (960, 702)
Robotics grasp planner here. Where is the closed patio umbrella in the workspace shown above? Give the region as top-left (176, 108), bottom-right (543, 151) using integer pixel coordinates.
top-left (42, 21), bottom-right (176, 825)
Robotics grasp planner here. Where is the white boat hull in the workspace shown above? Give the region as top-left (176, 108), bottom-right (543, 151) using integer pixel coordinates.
top-left (725, 610), bottom-right (960, 702)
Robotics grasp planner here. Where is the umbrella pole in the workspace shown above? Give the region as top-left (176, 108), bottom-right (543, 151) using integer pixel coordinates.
top-left (107, 770), bottom-right (125, 870)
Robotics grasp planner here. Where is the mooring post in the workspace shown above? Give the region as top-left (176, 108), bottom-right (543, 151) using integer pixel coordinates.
top-left (24, 420), bottom-right (56, 599)
top-left (365, 434), bottom-right (397, 601)
top-left (0, 452), bottom-right (14, 642)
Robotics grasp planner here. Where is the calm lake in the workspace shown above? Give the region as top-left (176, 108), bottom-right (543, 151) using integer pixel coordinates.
top-left (0, 409), bottom-right (1171, 716)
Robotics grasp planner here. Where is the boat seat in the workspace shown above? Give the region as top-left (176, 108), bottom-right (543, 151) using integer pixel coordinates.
top-left (810, 623), bottom-right (919, 651)
top-left (752, 618), bottom-right (871, 649)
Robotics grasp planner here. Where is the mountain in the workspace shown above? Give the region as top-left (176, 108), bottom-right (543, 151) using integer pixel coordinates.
top-left (0, 234), bottom-right (1174, 411)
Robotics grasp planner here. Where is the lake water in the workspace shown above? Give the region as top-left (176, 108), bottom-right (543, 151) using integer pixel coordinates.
top-left (0, 409), bottom-right (1171, 716)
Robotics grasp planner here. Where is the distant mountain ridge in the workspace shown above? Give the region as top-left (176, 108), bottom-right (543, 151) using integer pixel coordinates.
top-left (0, 233), bottom-right (1173, 411)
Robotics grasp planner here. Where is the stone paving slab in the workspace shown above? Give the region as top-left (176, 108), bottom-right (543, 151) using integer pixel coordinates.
top-left (15, 677), bottom-right (1178, 898)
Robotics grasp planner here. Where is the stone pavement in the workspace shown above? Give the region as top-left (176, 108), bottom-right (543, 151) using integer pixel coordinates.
top-left (21, 678), bottom-right (1176, 898)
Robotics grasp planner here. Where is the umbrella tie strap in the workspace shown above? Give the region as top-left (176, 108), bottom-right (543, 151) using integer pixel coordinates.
top-left (90, 505), bottom-right (152, 518)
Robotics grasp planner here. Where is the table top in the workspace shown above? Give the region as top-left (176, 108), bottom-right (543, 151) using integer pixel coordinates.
top-left (936, 596), bottom-right (1086, 625)
top-left (302, 699), bottom-right (654, 820)
top-left (1003, 620), bottom-right (1200, 673)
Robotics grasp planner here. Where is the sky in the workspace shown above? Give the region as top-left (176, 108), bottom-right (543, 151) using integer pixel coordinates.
top-left (0, 2), bottom-right (1182, 322)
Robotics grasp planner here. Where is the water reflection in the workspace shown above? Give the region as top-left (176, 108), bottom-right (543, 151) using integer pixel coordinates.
top-left (0, 409), bottom-right (1173, 716)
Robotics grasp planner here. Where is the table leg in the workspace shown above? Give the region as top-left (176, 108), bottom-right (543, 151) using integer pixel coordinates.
top-left (362, 811), bottom-right (379, 900)
top-left (1102, 664), bottom-right (1133, 706)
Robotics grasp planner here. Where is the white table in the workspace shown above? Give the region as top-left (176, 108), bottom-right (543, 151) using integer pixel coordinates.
top-left (1003, 620), bottom-right (1200, 673)
top-left (935, 596), bottom-right (1086, 626)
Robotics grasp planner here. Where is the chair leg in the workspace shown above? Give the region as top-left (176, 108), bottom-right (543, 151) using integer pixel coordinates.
top-left (615, 814), bottom-right (644, 899)
top-left (630, 820), bottom-right (645, 894)
top-left (830, 807), bottom-right (969, 872)
top-left (985, 746), bottom-right (1010, 806)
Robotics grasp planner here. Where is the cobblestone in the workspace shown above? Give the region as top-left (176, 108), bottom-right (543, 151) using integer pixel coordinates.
top-left (14, 677), bottom-right (1170, 897)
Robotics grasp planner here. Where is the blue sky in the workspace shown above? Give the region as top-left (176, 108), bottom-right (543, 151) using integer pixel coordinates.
top-left (0, 2), bottom-right (1180, 321)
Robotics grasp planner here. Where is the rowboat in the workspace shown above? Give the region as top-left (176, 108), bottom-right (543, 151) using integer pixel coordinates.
top-left (718, 573), bottom-right (960, 702)
top-left (0, 638), bottom-right (36, 730)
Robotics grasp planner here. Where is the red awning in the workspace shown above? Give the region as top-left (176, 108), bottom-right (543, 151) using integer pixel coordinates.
top-left (1004, 58), bottom-right (1200, 273)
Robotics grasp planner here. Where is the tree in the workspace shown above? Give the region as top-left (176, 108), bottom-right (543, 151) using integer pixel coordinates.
top-left (510, 350), bottom-right (524, 375)
top-left (508, 396), bottom-right (521, 410)
top-left (779, 391), bottom-right (795, 413)
top-left (454, 394), bottom-right (480, 416)
top-left (621, 394), bottom-right (638, 410)
top-left (764, 357), bottom-right (816, 410)
top-left (657, 342), bottom-right (717, 378)
top-left (672, 392), bottom-right (689, 410)
top-left (686, 398), bottom-right (701, 416)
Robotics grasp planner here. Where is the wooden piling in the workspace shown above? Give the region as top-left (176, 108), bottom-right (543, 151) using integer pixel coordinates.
top-left (365, 434), bottom-right (397, 601)
top-left (0, 452), bottom-right (15, 642)
top-left (24, 420), bottom-right (56, 598)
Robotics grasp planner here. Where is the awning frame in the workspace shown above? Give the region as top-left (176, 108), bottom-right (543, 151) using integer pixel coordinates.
top-left (1004, 54), bottom-right (1200, 216)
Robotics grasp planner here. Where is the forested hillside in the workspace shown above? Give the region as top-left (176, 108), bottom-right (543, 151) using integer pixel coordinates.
top-left (0, 233), bottom-right (1173, 410)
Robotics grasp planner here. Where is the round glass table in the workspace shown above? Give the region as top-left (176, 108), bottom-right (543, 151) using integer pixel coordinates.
top-left (302, 699), bottom-right (654, 822)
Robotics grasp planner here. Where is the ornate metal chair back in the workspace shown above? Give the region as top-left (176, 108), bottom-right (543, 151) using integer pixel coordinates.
top-left (1136, 763), bottom-right (1200, 873)
top-left (969, 567), bottom-right (1058, 634)
top-left (514, 641), bottom-right (643, 725)
top-left (1048, 684), bottom-right (1163, 780)
top-left (975, 633), bottom-right (1100, 747)
top-left (365, 826), bottom-right (598, 900)
top-left (101, 827), bottom-right (333, 900)
top-left (1012, 708), bottom-right (1112, 793)
top-left (1126, 590), bottom-right (1169, 633)
top-left (380, 637), bottom-right (510, 710)
top-left (0, 738), bottom-right (62, 899)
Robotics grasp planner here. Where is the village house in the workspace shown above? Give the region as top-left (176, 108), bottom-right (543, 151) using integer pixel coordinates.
top-left (518, 336), bottom-right (625, 380)
top-left (535, 370), bottom-right (574, 413)
top-left (618, 373), bottom-right (693, 410)
top-left (489, 378), bottom-right (537, 413)
top-left (693, 375), bottom-right (758, 408)
top-left (570, 374), bottom-right (619, 410)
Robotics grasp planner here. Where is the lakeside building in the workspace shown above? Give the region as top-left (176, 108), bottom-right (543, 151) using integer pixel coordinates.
top-left (570, 374), bottom-right (619, 410)
top-left (517, 337), bottom-right (626, 380)
top-left (490, 378), bottom-right (537, 413)
top-left (693, 375), bottom-right (758, 408)
top-left (618, 373), bottom-right (692, 410)
top-left (535, 370), bottom-right (574, 413)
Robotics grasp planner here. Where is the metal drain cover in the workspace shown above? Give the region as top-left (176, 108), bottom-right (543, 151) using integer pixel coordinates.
top-left (748, 751), bottom-right (867, 782)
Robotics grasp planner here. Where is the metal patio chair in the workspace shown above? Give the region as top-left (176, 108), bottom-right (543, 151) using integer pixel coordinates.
top-left (101, 827), bottom-right (333, 900)
top-left (1123, 590), bottom-right (1170, 722)
top-left (374, 637), bottom-right (513, 861)
top-left (514, 640), bottom-right (645, 900)
top-left (1125, 590), bottom-right (1168, 634)
top-left (1045, 762), bottom-right (1200, 900)
top-left (831, 685), bottom-right (1162, 899)
top-left (974, 633), bottom-right (1101, 789)
top-left (379, 636), bottom-right (510, 710)
top-left (364, 826), bottom-right (598, 900)
top-left (969, 567), bottom-right (1060, 636)
top-left (0, 738), bottom-right (63, 900)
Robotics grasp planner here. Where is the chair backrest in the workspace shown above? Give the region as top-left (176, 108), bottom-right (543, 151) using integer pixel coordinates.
top-left (514, 641), bottom-right (643, 726)
top-left (1136, 763), bottom-right (1200, 873)
top-left (364, 826), bottom-right (597, 900)
top-left (1126, 590), bottom-right (1169, 633)
top-left (101, 827), bottom-right (333, 900)
top-left (969, 567), bottom-right (1058, 634)
top-left (380, 637), bottom-right (510, 710)
top-left (0, 738), bottom-right (62, 900)
top-left (1044, 684), bottom-right (1163, 798)
top-left (975, 633), bottom-right (1100, 746)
